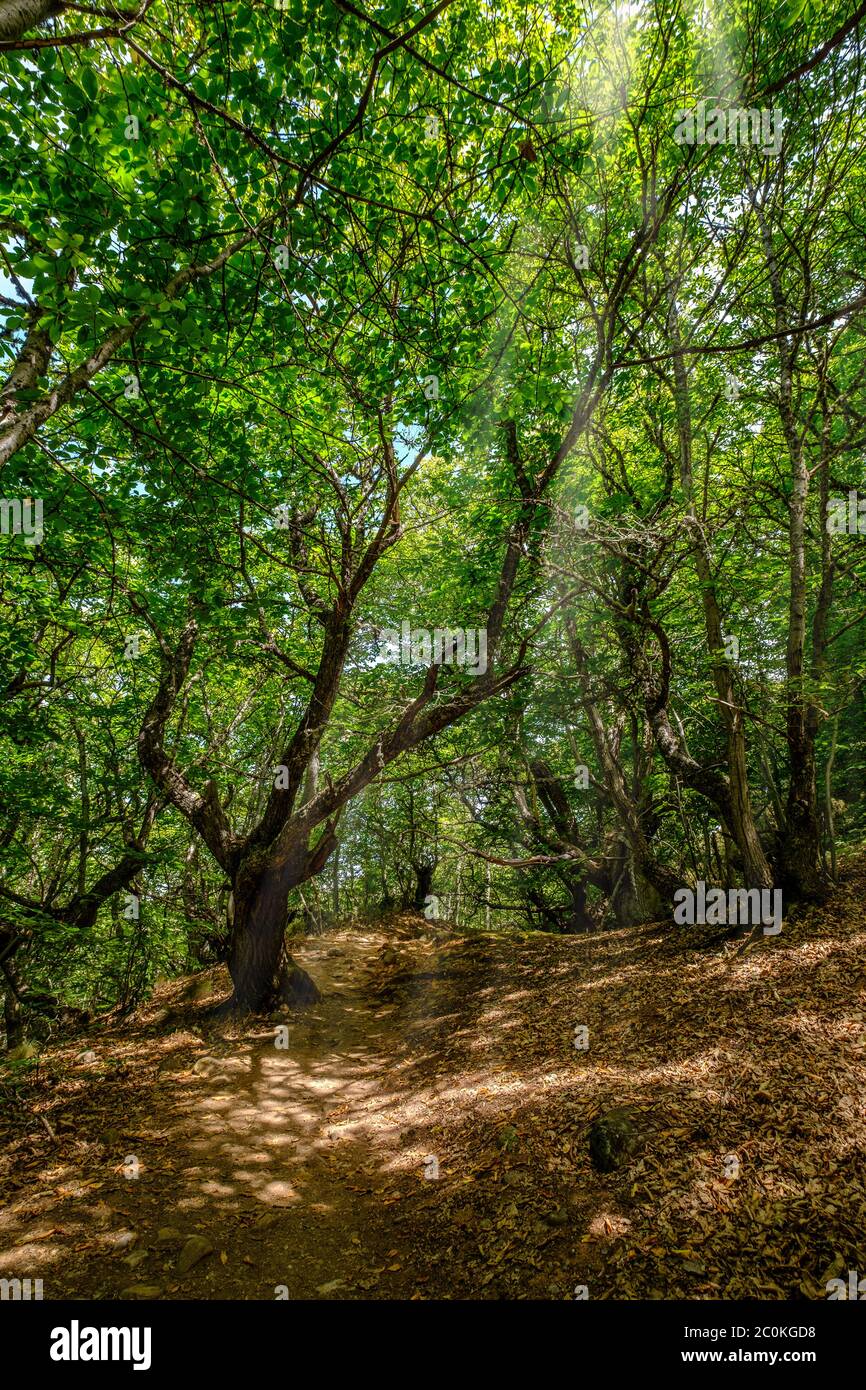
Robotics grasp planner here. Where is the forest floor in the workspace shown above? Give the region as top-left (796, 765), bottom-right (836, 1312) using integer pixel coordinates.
top-left (2, 860), bottom-right (866, 1301)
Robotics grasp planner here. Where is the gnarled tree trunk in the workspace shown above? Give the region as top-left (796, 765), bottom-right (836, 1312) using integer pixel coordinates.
top-left (607, 838), bottom-right (668, 928)
top-left (221, 853), bottom-right (320, 1015)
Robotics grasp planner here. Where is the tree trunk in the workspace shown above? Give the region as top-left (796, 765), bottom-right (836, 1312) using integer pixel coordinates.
top-left (777, 393), bottom-right (833, 898)
top-left (485, 862), bottom-right (491, 931)
top-left (412, 859), bottom-right (436, 911)
top-left (0, 0), bottom-right (63, 44)
top-left (565, 639), bottom-right (677, 923)
top-left (1, 960), bottom-right (24, 1050)
top-left (824, 712), bottom-right (840, 882)
top-left (610, 859), bottom-right (664, 928)
top-left (782, 754), bottom-right (826, 897)
top-left (605, 834), bottom-right (669, 928)
top-left (666, 288), bottom-right (773, 892)
top-left (221, 859), bottom-right (320, 1015)
top-left (755, 194), bottom-right (829, 900)
top-left (331, 841), bottom-right (340, 917)
top-left (565, 876), bottom-right (595, 932)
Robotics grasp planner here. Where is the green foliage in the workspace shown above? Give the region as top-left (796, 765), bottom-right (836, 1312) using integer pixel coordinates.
top-left (1, 0), bottom-right (865, 1030)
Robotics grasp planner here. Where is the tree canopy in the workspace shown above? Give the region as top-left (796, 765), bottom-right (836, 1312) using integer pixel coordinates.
top-left (1, 0), bottom-right (865, 1025)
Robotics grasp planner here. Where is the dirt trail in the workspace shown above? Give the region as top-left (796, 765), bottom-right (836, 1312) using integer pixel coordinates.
top-left (3, 878), bottom-right (866, 1302)
top-left (2, 923), bottom-right (521, 1301)
top-left (174, 926), bottom-right (471, 1299)
top-left (159, 930), bottom-right (429, 1299)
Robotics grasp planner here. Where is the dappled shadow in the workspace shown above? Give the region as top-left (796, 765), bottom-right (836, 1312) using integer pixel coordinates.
top-left (2, 872), bottom-right (866, 1300)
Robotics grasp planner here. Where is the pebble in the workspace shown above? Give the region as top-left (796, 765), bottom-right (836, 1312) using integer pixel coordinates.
top-left (177, 1235), bottom-right (214, 1273)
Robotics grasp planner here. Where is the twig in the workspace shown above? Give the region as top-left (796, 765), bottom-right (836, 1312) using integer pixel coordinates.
top-left (39, 1113), bottom-right (58, 1143)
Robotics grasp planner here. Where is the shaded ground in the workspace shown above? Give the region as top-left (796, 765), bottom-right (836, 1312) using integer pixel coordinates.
top-left (2, 864), bottom-right (866, 1300)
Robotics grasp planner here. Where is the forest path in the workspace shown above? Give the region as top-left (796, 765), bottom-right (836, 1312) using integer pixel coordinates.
top-left (145, 929), bottom-right (429, 1300)
top-left (4, 876), bottom-right (866, 1301)
top-left (158, 926), bottom-right (455, 1300)
top-left (3, 922), bottom-right (533, 1301)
